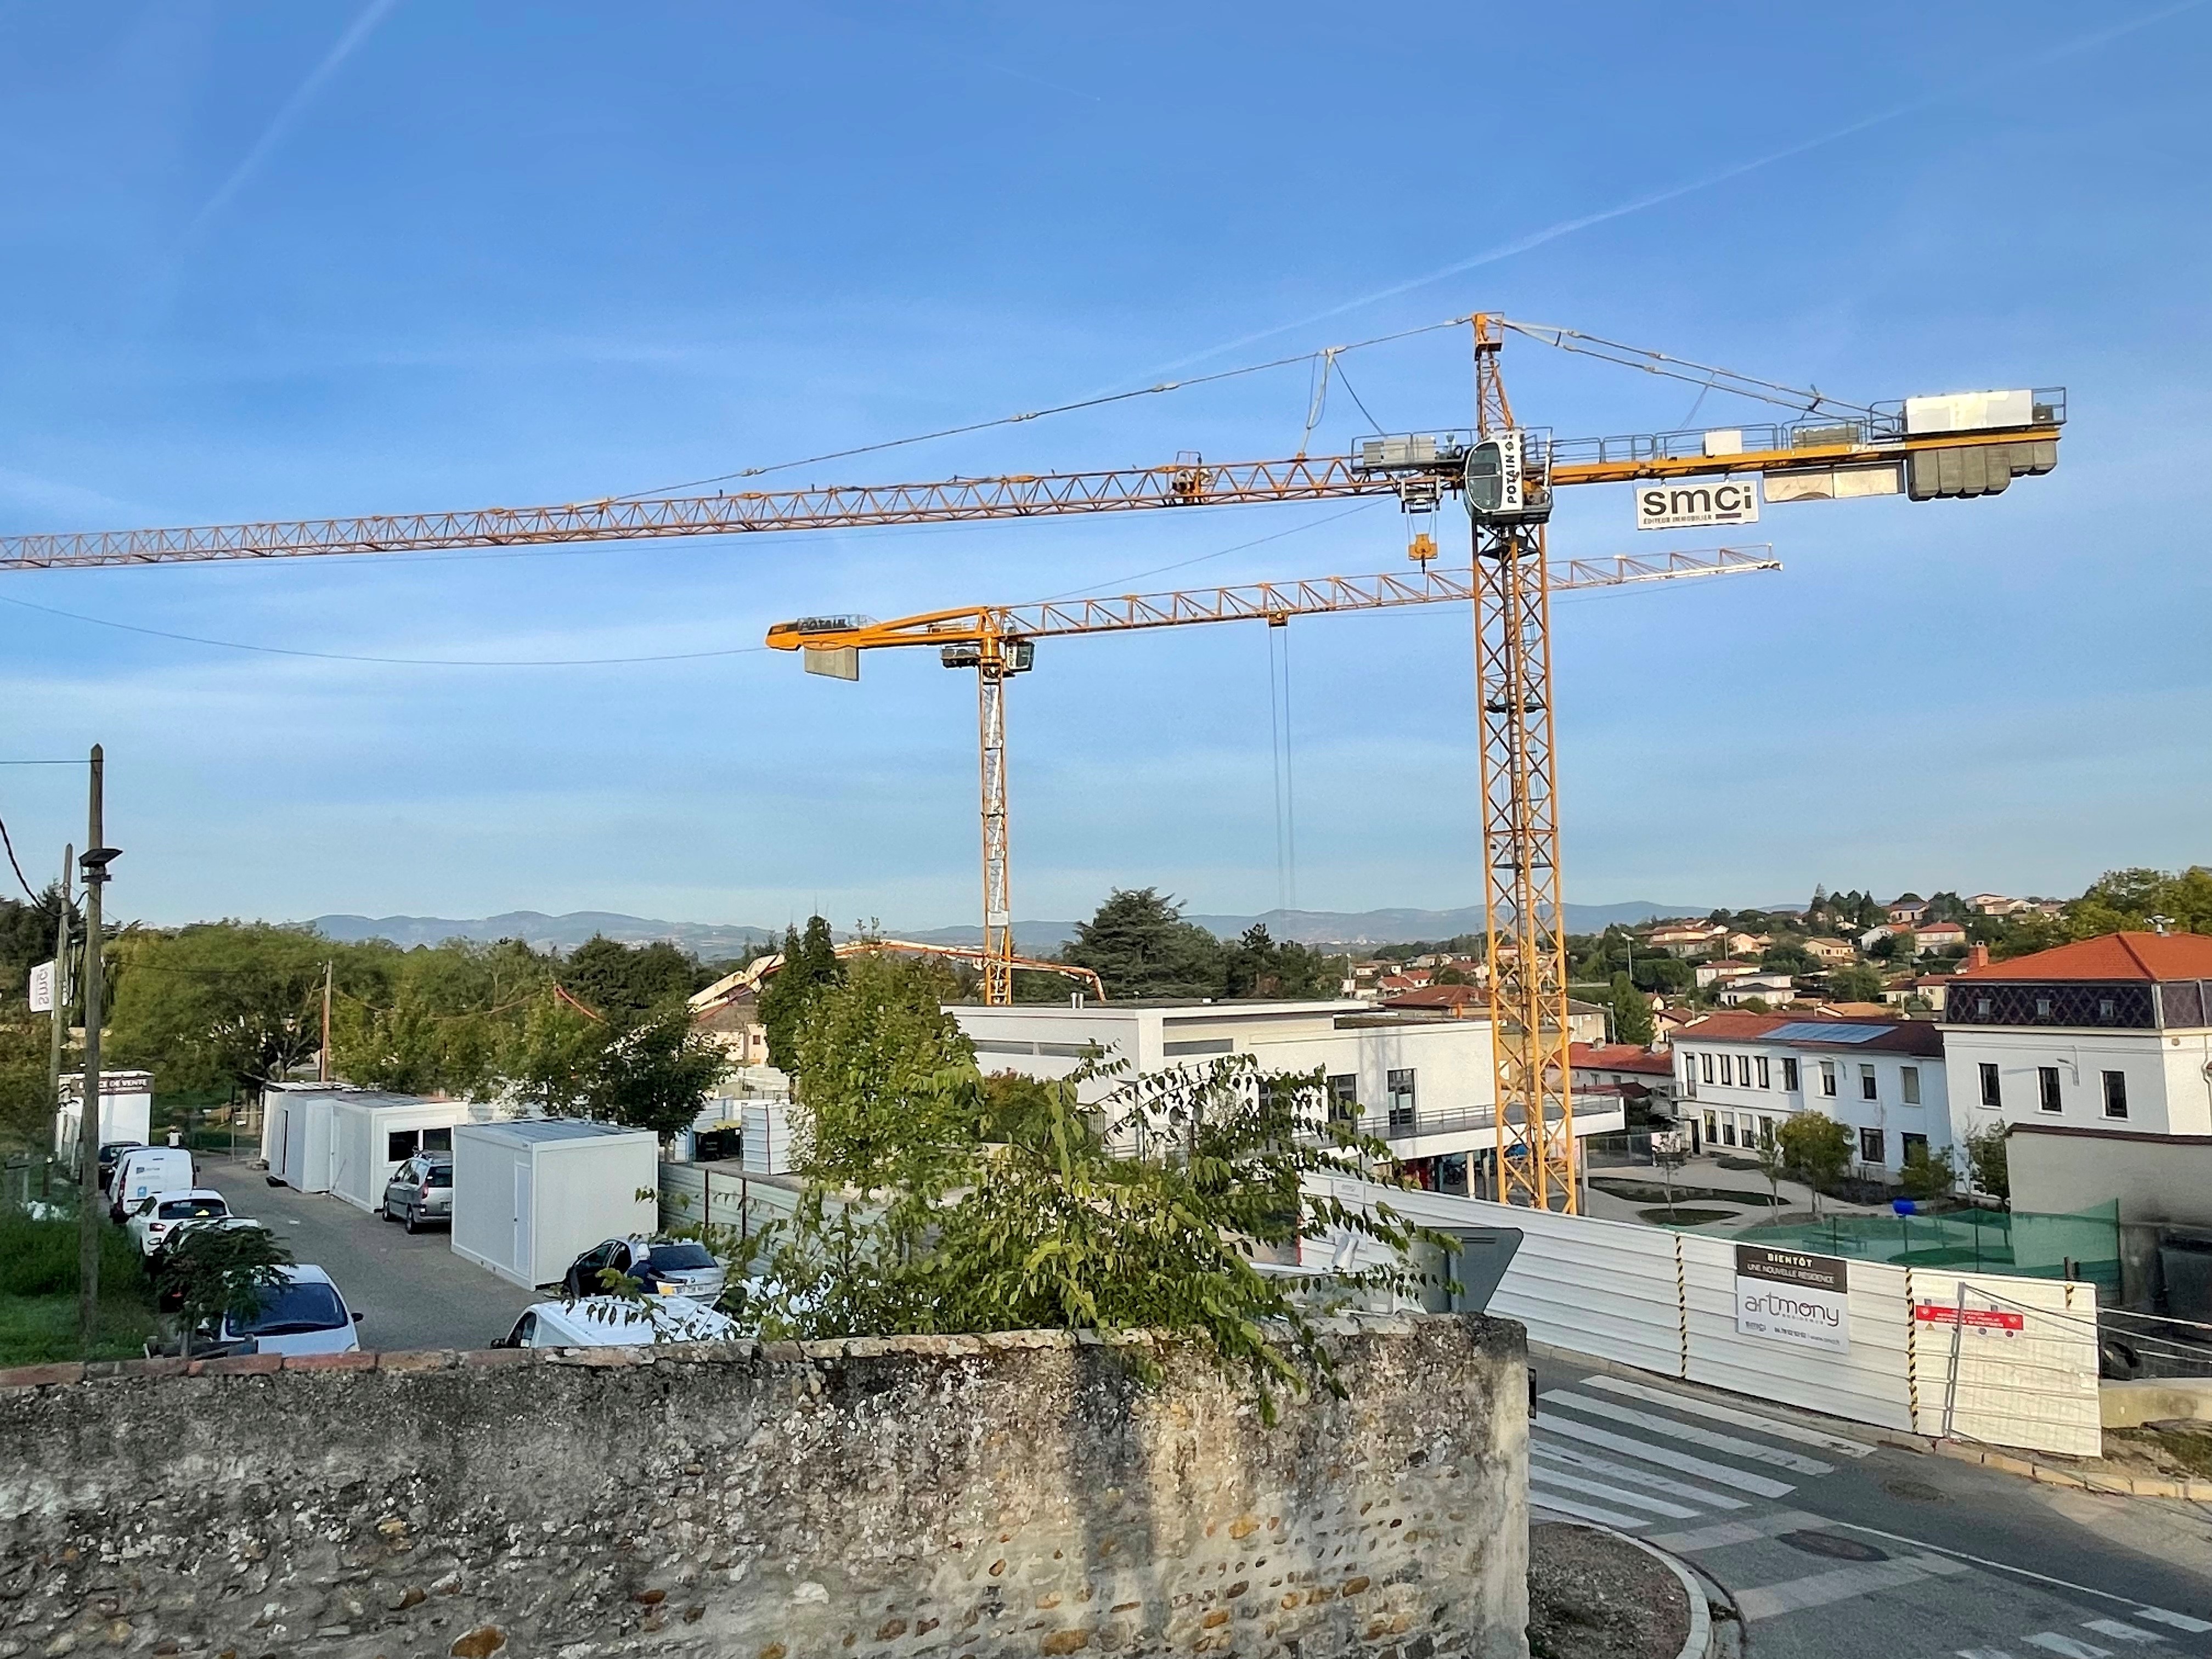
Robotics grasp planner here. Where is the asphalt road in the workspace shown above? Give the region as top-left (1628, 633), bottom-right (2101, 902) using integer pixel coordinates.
top-left (195, 1155), bottom-right (539, 1353)
top-left (1528, 1344), bottom-right (2212, 1659)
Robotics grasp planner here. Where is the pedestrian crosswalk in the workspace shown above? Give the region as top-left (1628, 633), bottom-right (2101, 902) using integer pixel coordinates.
top-left (1527, 1370), bottom-right (2212, 1648)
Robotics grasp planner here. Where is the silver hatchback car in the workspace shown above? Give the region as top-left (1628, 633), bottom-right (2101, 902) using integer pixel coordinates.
top-left (380, 1154), bottom-right (453, 1233)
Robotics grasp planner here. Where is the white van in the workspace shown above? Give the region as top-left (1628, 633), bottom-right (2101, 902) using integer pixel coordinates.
top-left (493, 1295), bottom-right (738, 1350)
top-left (108, 1146), bottom-right (196, 1221)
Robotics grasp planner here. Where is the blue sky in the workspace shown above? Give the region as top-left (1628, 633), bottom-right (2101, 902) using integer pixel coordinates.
top-left (0, 2), bottom-right (2206, 933)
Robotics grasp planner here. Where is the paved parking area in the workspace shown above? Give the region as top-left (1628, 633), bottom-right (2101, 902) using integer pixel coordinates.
top-left (193, 1155), bottom-right (539, 1353)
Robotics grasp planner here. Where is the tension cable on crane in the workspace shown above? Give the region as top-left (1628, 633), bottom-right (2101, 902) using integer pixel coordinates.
top-left (1499, 320), bottom-right (1877, 420)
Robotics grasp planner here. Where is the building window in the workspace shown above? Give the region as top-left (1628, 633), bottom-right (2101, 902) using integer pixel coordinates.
top-left (2038, 1066), bottom-right (2062, 1113)
top-left (1820, 1060), bottom-right (1837, 1098)
top-left (386, 1129), bottom-right (419, 1162)
top-left (1757, 1056), bottom-right (1771, 1090)
top-left (1901, 1065), bottom-right (1921, 1105)
top-left (422, 1126), bottom-right (452, 1153)
top-left (1703, 1110), bottom-right (1718, 1143)
top-left (1722, 1118), bottom-right (1737, 1147)
top-left (1782, 1057), bottom-right (1799, 1091)
top-left (1757, 1116), bottom-right (1775, 1146)
top-left (1859, 1126), bottom-right (1884, 1164)
top-left (1386, 1068), bottom-right (1416, 1130)
top-left (1980, 1063), bottom-right (2001, 1108)
top-left (1901, 1131), bottom-right (1928, 1164)
top-left (2035, 996), bottom-right (2052, 1018)
top-left (2103, 1070), bottom-right (2129, 1119)
top-left (1720, 1054), bottom-right (1733, 1087)
top-left (1976, 997), bottom-right (1993, 1019)
top-left (2098, 998), bottom-right (2117, 1022)
top-left (1702, 1054), bottom-right (1714, 1085)
top-left (1859, 1063), bottom-right (1877, 1102)
top-left (1327, 1074), bottom-right (1357, 1125)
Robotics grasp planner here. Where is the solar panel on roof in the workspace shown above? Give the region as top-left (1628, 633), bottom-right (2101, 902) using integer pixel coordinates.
top-left (1767, 1021), bottom-right (1894, 1043)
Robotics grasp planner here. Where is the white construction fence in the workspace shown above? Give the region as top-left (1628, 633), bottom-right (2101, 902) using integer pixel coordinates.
top-left (1312, 1176), bottom-right (2102, 1458)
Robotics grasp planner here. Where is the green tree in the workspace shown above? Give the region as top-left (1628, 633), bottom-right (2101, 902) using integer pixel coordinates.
top-left (1965, 1121), bottom-right (2010, 1201)
top-left (1222, 923), bottom-right (1337, 1000)
top-left (561, 936), bottom-right (698, 1027)
top-left (759, 916), bottom-right (842, 1070)
top-left (1754, 1129), bottom-right (1788, 1210)
top-left (156, 1223), bottom-right (295, 1358)
top-left (1761, 941), bottom-right (1813, 975)
top-left (758, 1010), bottom-right (1435, 1417)
top-left (587, 1005), bottom-right (730, 1141)
top-left (1900, 1144), bottom-right (1955, 1201)
top-left (333, 938), bottom-right (552, 1098)
top-left (2069, 866), bottom-right (2212, 940)
top-left (1777, 1114), bottom-right (1852, 1215)
top-left (0, 884), bottom-right (67, 1002)
top-left (1062, 888), bottom-right (1226, 1000)
top-left (108, 924), bottom-right (369, 1098)
top-left (792, 954), bottom-right (976, 1189)
top-left (1610, 973), bottom-right (1655, 1046)
top-left (1828, 963), bottom-right (1886, 1004)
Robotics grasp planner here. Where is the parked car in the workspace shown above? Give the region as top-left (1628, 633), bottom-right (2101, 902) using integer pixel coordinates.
top-left (380, 1154), bottom-right (454, 1233)
top-left (202, 1265), bottom-right (363, 1357)
top-left (96, 1140), bottom-right (145, 1193)
top-left (108, 1146), bottom-right (196, 1222)
top-left (124, 1189), bottom-right (231, 1260)
top-left (493, 1294), bottom-right (738, 1350)
top-left (561, 1237), bottom-right (727, 1304)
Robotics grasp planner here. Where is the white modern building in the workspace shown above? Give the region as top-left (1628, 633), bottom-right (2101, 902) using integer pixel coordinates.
top-left (949, 999), bottom-right (1623, 1197)
top-left (1941, 933), bottom-right (2212, 1141)
top-left (1671, 1010), bottom-right (1950, 1176)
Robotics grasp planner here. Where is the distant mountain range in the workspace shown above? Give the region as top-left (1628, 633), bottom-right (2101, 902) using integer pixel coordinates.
top-left (308, 900), bottom-right (1692, 958)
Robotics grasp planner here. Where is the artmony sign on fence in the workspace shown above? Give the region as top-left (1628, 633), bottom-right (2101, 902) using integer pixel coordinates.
top-left (1733, 1244), bottom-right (1850, 1353)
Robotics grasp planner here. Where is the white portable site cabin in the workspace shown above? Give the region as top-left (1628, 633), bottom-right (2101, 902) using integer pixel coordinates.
top-left (327, 1092), bottom-right (472, 1213)
top-left (450, 1119), bottom-right (659, 1290)
top-left (741, 1100), bottom-right (794, 1174)
top-left (56, 1070), bottom-right (154, 1160)
top-left (261, 1082), bottom-right (341, 1193)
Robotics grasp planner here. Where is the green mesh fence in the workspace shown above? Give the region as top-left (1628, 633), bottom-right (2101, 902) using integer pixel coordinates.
top-left (1729, 1200), bottom-right (2120, 1290)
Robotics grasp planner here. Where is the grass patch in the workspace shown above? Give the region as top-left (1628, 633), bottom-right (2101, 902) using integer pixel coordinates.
top-left (2114, 1426), bottom-right (2212, 1481)
top-left (0, 1207), bottom-right (161, 1364)
top-left (1639, 1206), bottom-right (1740, 1228)
top-left (1716, 1155), bottom-right (1764, 1172)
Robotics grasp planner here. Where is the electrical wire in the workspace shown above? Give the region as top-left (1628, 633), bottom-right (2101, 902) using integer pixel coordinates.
top-left (1332, 362), bottom-right (1386, 436)
top-left (609, 315), bottom-right (1472, 501)
top-left (0, 814), bottom-right (41, 905)
top-left (0, 592), bottom-right (776, 668)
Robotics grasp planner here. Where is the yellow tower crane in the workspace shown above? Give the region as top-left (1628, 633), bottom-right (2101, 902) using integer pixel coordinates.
top-left (765, 546), bottom-right (1780, 1008)
top-left (0, 315), bottom-right (2065, 1211)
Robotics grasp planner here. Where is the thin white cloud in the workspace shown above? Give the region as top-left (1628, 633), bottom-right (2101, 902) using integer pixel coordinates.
top-left (181, 0), bottom-right (403, 245)
top-left (1125, 0), bottom-right (2211, 383)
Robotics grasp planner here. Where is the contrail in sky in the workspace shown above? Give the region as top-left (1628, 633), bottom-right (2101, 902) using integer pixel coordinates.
top-left (182, 0), bottom-right (404, 245)
top-left (1127, 0), bottom-right (2210, 383)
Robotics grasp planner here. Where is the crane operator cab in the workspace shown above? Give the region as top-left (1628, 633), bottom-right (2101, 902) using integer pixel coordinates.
top-left (1464, 430), bottom-right (1553, 527)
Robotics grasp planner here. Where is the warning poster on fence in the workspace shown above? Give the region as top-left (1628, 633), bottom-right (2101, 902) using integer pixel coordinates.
top-left (1734, 1244), bottom-right (1850, 1353)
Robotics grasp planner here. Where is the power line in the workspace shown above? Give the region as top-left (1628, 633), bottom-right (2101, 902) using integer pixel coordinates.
top-left (0, 592), bottom-right (776, 668)
top-left (0, 814), bottom-right (41, 905)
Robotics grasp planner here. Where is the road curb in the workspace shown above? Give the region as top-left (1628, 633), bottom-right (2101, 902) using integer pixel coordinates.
top-left (1545, 1520), bottom-right (1714, 1659)
top-left (1929, 1436), bottom-right (2212, 1501)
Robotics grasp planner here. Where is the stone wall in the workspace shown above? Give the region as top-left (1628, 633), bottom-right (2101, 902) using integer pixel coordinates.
top-left (0, 1316), bottom-right (1527, 1659)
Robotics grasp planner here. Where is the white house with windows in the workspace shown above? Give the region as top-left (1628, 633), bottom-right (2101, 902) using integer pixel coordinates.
top-left (1941, 933), bottom-right (2212, 1141)
top-left (1670, 1011), bottom-right (1950, 1176)
top-left (949, 999), bottom-right (1622, 1198)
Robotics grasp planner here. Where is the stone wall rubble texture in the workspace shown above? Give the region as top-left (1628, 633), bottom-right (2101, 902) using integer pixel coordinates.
top-left (0, 1314), bottom-right (1527, 1659)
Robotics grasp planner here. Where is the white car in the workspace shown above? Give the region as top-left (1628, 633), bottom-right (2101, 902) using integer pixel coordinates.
top-left (125, 1189), bottom-right (231, 1259)
top-left (495, 1294), bottom-right (738, 1350)
top-left (208, 1265), bottom-right (363, 1357)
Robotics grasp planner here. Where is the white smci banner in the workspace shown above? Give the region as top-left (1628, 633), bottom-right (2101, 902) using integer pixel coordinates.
top-left (1635, 477), bottom-right (1760, 530)
top-left (1734, 1244), bottom-right (1850, 1353)
top-left (27, 960), bottom-right (54, 1014)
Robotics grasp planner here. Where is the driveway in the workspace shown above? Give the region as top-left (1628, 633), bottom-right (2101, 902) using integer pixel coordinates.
top-left (194, 1154), bottom-right (538, 1353)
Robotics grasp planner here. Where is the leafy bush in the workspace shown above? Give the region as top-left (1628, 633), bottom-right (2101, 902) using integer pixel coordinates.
top-left (0, 1208), bottom-right (142, 1297)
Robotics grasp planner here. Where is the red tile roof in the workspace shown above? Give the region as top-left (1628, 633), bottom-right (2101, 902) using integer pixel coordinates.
top-left (1954, 931), bottom-right (2212, 983)
top-left (1571, 1042), bottom-right (1675, 1076)
top-left (1380, 984), bottom-right (1482, 1011)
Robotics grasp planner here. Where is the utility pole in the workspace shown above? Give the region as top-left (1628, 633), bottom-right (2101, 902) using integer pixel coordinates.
top-left (76, 747), bottom-right (118, 1353)
top-left (46, 843), bottom-right (72, 1141)
top-left (320, 961), bottom-right (332, 1083)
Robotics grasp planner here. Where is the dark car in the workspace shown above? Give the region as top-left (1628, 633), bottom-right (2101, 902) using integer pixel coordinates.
top-left (562, 1238), bottom-right (727, 1304)
top-left (380, 1154), bottom-right (453, 1233)
top-left (96, 1140), bottom-right (145, 1193)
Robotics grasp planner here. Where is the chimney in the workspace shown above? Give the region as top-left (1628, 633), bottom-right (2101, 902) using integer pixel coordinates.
top-left (1965, 944), bottom-right (1990, 972)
